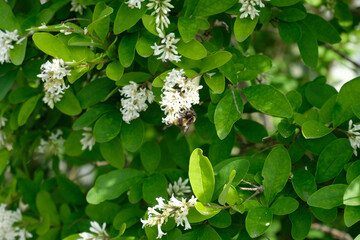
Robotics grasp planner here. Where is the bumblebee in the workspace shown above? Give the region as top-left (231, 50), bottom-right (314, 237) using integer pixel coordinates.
top-left (174, 110), bottom-right (197, 132)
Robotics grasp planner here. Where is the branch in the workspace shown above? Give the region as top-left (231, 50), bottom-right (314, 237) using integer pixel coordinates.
top-left (324, 43), bottom-right (360, 69)
top-left (311, 223), bottom-right (353, 240)
top-left (262, 130), bottom-right (278, 142)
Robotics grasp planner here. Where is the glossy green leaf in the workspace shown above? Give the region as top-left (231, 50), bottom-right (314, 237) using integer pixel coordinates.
top-left (93, 111), bottom-right (122, 143)
top-left (118, 32), bottom-right (138, 68)
top-left (214, 89), bottom-right (243, 140)
top-left (234, 15), bottom-right (258, 42)
top-left (297, 22), bottom-right (318, 68)
top-left (142, 173), bottom-right (168, 205)
top-left (344, 206), bottom-right (360, 227)
top-left (307, 184), bottom-right (348, 209)
top-left (178, 17), bottom-right (199, 42)
top-left (204, 72), bottom-right (225, 94)
top-left (64, 131), bottom-right (83, 156)
top-left (315, 138), bottom-right (353, 183)
top-left (305, 82), bottom-right (337, 108)
top-left (120, 118), bottom-right (144, 152)
top-left (278, 8), bottom-right (306, 22)
top-left (311, 207), bottom-right (337, 223)
top-left (292, 169), bottom-right (317, 201)
top-left (301, 120), bottom-right (333, 139)
top-left (262, 146), bottom-right (292, 205)
top-left (113, 2), bottom-right (147, 34)
top-left (73, 104), bottom-right (115, 130)
top-left (218, 170), bottom-right (236, 205)
top-left (77, 78), bottom-right (115, 108)
top-left (189, 148), bottom-right (215, 204)
top-left (18, 94), bottom-right (41, 126)
top-left (116, 72), bottom-right (152, 86)
top-left (245, 207), bottom-right (273, 238)
top-left (56, 175), bottom-right (85, 205)
top-left (244, 84), bottom-right (293, 118)
top-left (200, 51), bottom-right (232, 73)
top-left (208, 210), bottom-right (231, 228)
top-left (235, 119), bottom-right (268, 143)
top-left (343, 175), bottom-right (360, 206)
top-left (270, 197), bottom-right (299, 215)
top-left (9, 38), bottom-right (27, 65)
top-left (193, 0), bottom-right (237, 16)
top-left (100, 138), bottom-right (125, 169)
top-left (106, 61), bottom-right (124, 81)
top-left (140, 141), bottom-right (161, 173)
top-left (86, 169), bottom-right (145, 204)
top-left (0, 70), bottom-right (17, 101)
top-left (135, 30), bottom-right (158, 57)
top-left (177, 40), bottom-right (207, 60)
top-left (32, 33), bottom-right (72, 61)
top-left (346, 161), bottom-right (360, 184)
top-left (55, 90), bottom-right (82, 116)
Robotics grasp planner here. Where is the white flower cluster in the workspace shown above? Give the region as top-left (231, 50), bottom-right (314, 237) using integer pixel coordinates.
top-left (239, 0), bottom-right (269, 20)
top-left (147, 0), bottom-right (174, 31)
top-left (70, 0), bottom-right (87, 15)
top-left (167, 178), bottom-right (191, 197)
top-left (0, 117), bottom-right (7, 148)
top-left (119, 81), bottom-right (154, 124)
top-left (151, 31), bottom-right (181, 62)
top-left (0, 204), bottom-right (32, 240)
top-left (141, 195), bottom-right (197, 239)
top-left (0, 29), bottom-right (25, 64)
top-left (37, 59), bottom-right (71, 109)
top-left (80, 127), bottom-right (96, 151)
top-left (38, 129), bottom-right (65, 160)
top-left (348, 120), bottom-right (360, 156)
top-left (160, 69), bottom-right (202, 125)
top-left (77, 221), bottom-right (109, 240)
top-left (125, 0), bottom-right (144, 9)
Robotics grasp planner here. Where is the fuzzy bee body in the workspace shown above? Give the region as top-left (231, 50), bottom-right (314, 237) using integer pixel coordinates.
top-left (174, 110), bottom-right (197, 132)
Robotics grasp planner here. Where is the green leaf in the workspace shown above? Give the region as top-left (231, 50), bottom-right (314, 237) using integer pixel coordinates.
top-left (346, 161), bottom-right (360, 184)
top-left (278, 120), bottom-right (296, 138)
top-left (177, 40), bottom-right (207, 60)
top-left (189, 148), bottom-right (215, 204)
top-left (302, 13), bottom-right (341, 44)
top-left (207, 210), bottom-right (232, 228)
top-left (245, 207), bottom-right (273, 238)
top-left (118, 32), bottom-right (138, 68)
top-left (235, 119), bottom-right (268, 143)
top-left (106, 61), bottom-right (124, 81)
top-left (178, 17), bottom-right (199, 42)
top-left (140, 141), bottom-right (161, 173)
top-left (234, 15), bottom-right (259, 42)
top-left (18, 94), bottom-right (41, 126)
top-left (114, 3), bottom-right (147, 34)
top-left (344, 206), bottom-right (360, 227)
top-left (77, 78), bottom-right (115, 108)
top-left (278, 8), bottom-right (306, 22)
top-left (289, 204), bottom-right (312, 240)
top-left (200, 51), bottom-right (232, 73)
top-left (333, 77), bottom-right (360, 127)
top-left (120, 118), bottom-right (144, 152)
top-left (218, 170), bottom-right (236, 205)
top-left (214, 89), bottom-right (243, 140)
top-left (55, 90), bottom-right (82, 116)
top-left (307, 184), bottom-right (348, 209)
top-left (86, 169), bottom-right (145, 204)
top-left (189, 202), bottom-right (221, 223)
top-left (270, 0), bottom-right (301, 6)
top-left (262, 146), bottom-right (292, 205)
top-left (301, 120), bottom-right (333, 139)
top-left (9, 87), bottom-right (40, 104)
top-left (193, 0), bottom-right (237, 16)
top-left (100, 137), bottom-right (125, 169)
top-left (305, 82), bottom-right (337, 108)
top-left (319, 94), bottom-right (337, 124)
top-left (93, 111), bottom-right (122, 143)
top-left (142, 15), bottom-right (157, 36)
top-left (116, 72), bottom-right (152, 86)
top-left (343, 175), bottom-right (360, 206)
top-left (88, 2), bottom-right (113, 41)
top-left (9, 38), bottom-right (27, 65)
top-left (0, 0), bottom-right (21, 31)
top-left (244, 84), bottom-right (293, 118)
top-left (56, 175), bottom-right (86, 205)
top-left (270, 197), bottom-right (299, 215)
top-left (36, 191), bottom-right (60, 224)
top-left (135, 30), bottom-right (158, 58)
top-left (311, 207), bottom-right (337, 223)
top-left (292, 169), bottom-right (317, 202)
top-left (73, 104), bottom-right (115, 130)
top-left (0, 70), bottom-right (17, 101)
top-left (32, 33), bottom-right (72, 61)
top-left (278, 21), bottom-right (302, 43)
top-left (142, 173), bottom-right (168, 205)
top-left (297, 22), bottom-right (318, 68)
top-left (64, 131), bottom-right (83, 156)
top-left (315, 138), bottom-right (353, 183)
top-left (204, 72), bottom-right (225, 94)
top-left (164, 128), bottom-right (190, 170)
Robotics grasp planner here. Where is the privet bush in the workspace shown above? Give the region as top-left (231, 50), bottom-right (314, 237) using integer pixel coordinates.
top-left (0, 0), bottom-right (360, 239)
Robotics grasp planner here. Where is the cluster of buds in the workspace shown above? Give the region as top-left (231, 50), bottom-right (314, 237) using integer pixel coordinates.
top-left (160, 69), bottom-right (202, 125)
top-left (70, 0), bottom-right (87, 15)
top-left (119, 81), bottom-right (154, 124)
top-left (167, 177), bottom-right (191, 197)
top-left (77, 221), bottom-right (109, 240)
top-left (38, 129), bottom-right (65, 160)
top-left (239, 0), bottom-right (269, 19)
top-left (37, 59), bottom-right (71, 109)
top-left (80, 127), bottom-right (96, 151)
top-left (141, 195), bottom-right (197, 239)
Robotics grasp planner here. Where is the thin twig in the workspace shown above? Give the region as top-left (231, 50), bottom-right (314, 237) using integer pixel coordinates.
top-left (262, 130), bottom-right (278, 142)
top-left (324, 43), bottom-right (360, 69)
top-left (229, 85), bottom-right (241, 116)
top-left (76, 59), bottom-right (110, 68)
top-left (63, 18), bottom-right (91, 23)
top-left (311, 223), bottom-right (353, 240)
top-left (241, 179), bottom-right (258, 188)
top-left (239, 187), bottom-right (258, 191)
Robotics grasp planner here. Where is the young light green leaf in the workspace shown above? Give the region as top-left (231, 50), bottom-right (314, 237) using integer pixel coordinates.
top-left (343, 175), bottom-right (360, 206)
top-left (301, 120), bottom-right (333, 139)
top-left (234, 15), bottom-right (259, 42)
top-left (218, 170), bottom-right (236, 205)
top-left (106, 61), bottom-right (124, 81)
top-left (189, 148), bottom-right (215, 204)
top-left (344, 206), bottom-right (360, 227)
top-left (18, 94), bottom-right (42, 126)
top-left (178, 17), bottom-right (199, 42)
top-left (55, 90), bottom-right (82, 116)
top-left (177, 40), bottom-right (207, 60)
top-left (32, 33), bottom-right (72, 61)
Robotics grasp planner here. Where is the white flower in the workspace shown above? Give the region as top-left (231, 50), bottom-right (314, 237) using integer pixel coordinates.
top-left (38, 129), bottom-right (65, 159)
top-left (38, 23), bottom-right (48, 29)
top-left (141, 195), bottom-right (197, 239)
top-left (43, 92), bottom-right (62, 109)
top-left (147, 0), bottom-right (174, 31)
top-left (151, 32), bottom-right (181, 62)
top-left (125, 0), bottom-right (144, 9)
top-left (80, 127), bottom-right (96, 151)
top-left (167, 178), bottom-right (191, 197)
top-left (119, 81), bottom-right (154, 124)
top-left (0, 29), bottom-right (25, 64)
top-left (239, 0), bottom-right (268, 20)
top-left (0, 204), bottom-right (32, 240)
top-left (37, 58), bottom-right (71, 95)
top-left (70, 0), bottom-right (87, 15)
top-left (77, 221), bottom-right (109, 240)
top-left (160, 69), bottom-right (202, 125)
top-left (348, 120), bottom-right (360, 156)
